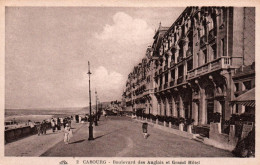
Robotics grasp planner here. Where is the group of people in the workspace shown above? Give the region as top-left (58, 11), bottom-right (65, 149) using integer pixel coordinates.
top-left (35, 117), bottom-right (73, 144)
top-left (36, 120), bottom-right (48, 136)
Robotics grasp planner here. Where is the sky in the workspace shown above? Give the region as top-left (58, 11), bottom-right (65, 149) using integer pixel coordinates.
top-left (5, 7), bottom-right (185, 109)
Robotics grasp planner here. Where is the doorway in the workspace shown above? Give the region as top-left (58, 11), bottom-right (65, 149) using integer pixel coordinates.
top-left (207, 99), bottom-right (214, 124)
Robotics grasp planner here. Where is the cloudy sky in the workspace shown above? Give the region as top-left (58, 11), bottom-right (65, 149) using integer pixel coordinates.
top-left (5, 7), bottom-right (185, 109)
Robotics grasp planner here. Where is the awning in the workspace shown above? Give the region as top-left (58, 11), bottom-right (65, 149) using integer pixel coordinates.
top-left (231, 88), bottom-right (255, 107)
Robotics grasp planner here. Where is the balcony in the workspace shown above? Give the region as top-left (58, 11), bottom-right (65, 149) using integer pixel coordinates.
top-left (159, 86), bottom-right (162, 91)
top-left (164, 83), bottom-right (168, 89)
top-left (154, 71), bottom-right (158, 77)
top-left (193, 93), bottom-right (200, 101)
top-left (177, 56), bottom-right (183, 63)
top-left (200, 35), bottom-right (206, 47)
top-left (187, 56), bottom-right (231, 79)
top-left (170, 80), bottom-right (175, 87)
top-left (159, 68), bottom-right (163, 74)
top-left (164, 65), bottom-right (168, 71)
top-left (170, 61), bottom-right (176, 67)
top-left (177, 76), bottom-right (183, 84)
top-left (186, 47), bottom-right (192, 57)
top-left (208, 28), bottom-right (216, 42)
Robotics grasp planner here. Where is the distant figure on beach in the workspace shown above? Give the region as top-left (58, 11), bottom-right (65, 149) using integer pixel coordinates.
top-left (64, 123), bottom-right (73, 144)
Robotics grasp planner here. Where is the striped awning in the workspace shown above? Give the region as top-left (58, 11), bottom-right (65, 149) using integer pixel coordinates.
top-left (231, 100), bottom-right (255, 107)
top-left (231, 88), bottom-right (255, 107)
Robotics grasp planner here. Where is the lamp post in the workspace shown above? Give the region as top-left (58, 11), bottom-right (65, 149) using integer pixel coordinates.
top-left (98, 100), bottom-right (101, 121)
top-left (87, 61), bottom-right (94, 140)
top-left (95, 89), bottom-right (98, 126)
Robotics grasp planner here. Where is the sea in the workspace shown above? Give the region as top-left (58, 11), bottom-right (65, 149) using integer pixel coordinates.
top-left (5, 108), bottom-right (89, 123)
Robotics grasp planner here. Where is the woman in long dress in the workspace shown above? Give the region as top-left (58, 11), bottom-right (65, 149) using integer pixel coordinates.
top-left (64, 123), bottom-right (73, 144)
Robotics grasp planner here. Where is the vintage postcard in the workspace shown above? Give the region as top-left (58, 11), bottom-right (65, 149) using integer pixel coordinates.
top-left (0, 0), bottom-right (259, 165)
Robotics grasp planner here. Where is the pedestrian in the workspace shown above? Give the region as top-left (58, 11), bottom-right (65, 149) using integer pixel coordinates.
top-left (51, 118), bottom-right (56, 132)
top-left (68, 119), bottom-right (71, 127)
top-left (57, 118), bottom-right (61, 130)
top-left (60, 117), bottom-right (63, 126)
top-left (41, 120), bottom-right (47, 135)
top-left (64, 123), bottom-right (73, 144)
top-left (54, 118), bottom-right (58, 131)
top-left (142, 122), bottom-right (148, 139)
top-left (36, 123), bottom-right (42, 136)
top-left (63, 118), bottom-right (67, 128)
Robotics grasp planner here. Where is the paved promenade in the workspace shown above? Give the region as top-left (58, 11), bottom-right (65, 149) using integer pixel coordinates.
top-left (41, 116), bottom-right (234, 157)
top-left (5, 116), bottom-right (234, 157)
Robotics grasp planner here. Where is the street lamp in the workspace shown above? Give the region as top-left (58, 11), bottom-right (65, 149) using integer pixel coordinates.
top-left (98, 100), bottom-right (101, 121)
top-left (95, 89), bottom-right (98, 126)
top-left (87, 61), bottom-right (94, 140)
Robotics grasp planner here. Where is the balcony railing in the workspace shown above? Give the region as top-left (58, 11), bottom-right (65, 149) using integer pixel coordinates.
top-left (187, 56), bottom-right (231, 79)
top-left (164, 83), bottom-right (168, 89)
top-left (200, 35), bottom-right (206, 47)
top-left (170, 61), bottom-right (176, 67)
top-left (177, 76), bottom-right (183, 84)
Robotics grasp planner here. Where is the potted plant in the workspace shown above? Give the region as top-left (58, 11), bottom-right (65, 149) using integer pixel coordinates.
top-left (178, 117), bottom-right (185, 131)
top-left (185, 118), bottom-right (195, 133)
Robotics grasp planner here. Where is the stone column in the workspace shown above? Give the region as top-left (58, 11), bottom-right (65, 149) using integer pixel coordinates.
top-left (161, 99), bottom-right (165, 116)
top-left (165, 97), bottom-right (170, 116)
top-left (184, 60), bottom-right (187, 81)
top-left (168, 54), bottom-right (172, 83)
top-left (162, 57), bottom-right (166, 85)
top-left (200, 89), bottom-right (206, 125)
top-left (179, 96), bottom-right (184, 118)
top-left (214, 100), bottom-right (221, 113)
top-left (183, 39), bottom-right (189, 58)
top-left (175, 48), bottom-right (179, 63)
top-left (152, 95), bottom-right (158, 115)
top-left (172, 97), bottom-right (177, 117)
top-left (157, 100), bottom-right (160, 115)
top-left (168, 54), bottom-right (172, 66)
top-left (192, 102), bottom-right (199, 125)
top-left (175, 67), bottom-right (178, 84)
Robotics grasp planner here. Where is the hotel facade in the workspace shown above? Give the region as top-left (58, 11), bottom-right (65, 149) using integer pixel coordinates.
top-left (123, 7), bottom-right (255, 139)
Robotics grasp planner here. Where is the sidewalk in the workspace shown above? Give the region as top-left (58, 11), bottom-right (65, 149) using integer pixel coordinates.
top-left (5, 122), bottom-right (86, 156)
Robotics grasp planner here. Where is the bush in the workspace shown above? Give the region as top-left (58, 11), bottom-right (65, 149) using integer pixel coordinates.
top-left (178, 117), bottom-right (185, 124)
top-left (185, 118), bottom-right (195, 125)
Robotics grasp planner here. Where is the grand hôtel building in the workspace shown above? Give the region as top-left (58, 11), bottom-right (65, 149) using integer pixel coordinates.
top-left (123, 7), bottom-right (255, 136)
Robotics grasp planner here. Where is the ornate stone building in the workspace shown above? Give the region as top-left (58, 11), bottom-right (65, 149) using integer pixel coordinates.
top-left (123, 7), bottom-right (255, 137)
top-left (123, 25), bottom-right (169, 115)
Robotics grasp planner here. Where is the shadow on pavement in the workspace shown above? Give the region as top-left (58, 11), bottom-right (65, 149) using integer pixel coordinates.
top-left (70, 139), bottom-right (86, 144)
